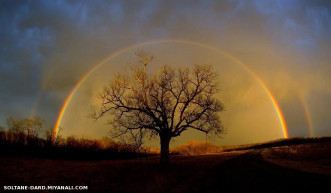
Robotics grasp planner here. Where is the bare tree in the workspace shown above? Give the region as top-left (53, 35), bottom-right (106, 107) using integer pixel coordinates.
top-left (7, 117), bottom-right (43, 138)
top-left (45, 126), bottom-right (63, 146)
top-left (90, 50), bottom-right (225, 164)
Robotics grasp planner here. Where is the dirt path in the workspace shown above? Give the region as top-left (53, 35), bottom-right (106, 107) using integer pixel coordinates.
top-left (193, 150), bottom-right (331, 193)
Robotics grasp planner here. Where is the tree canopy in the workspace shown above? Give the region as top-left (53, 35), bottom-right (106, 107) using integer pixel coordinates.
top-left (90, 50), bottom-right (225, 164)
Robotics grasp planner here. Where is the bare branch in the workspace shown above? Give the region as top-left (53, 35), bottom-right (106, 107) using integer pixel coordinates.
top-left (90, 50), bottom-right (225, 155)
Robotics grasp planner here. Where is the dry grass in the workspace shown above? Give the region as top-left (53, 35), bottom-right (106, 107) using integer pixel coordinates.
top-left (0, 152), bottom-right (241, 193)
top-left (262, 141), bottom-right (331, 175)
top-left (171, 140), bottom-right (223, 155)
top-left (2, 137), bottom-right (330, 192)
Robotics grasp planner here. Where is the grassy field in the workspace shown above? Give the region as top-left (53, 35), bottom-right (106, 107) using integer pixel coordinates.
top-left (1, 138), bottom-right (331, 193)
top-left (262, 140), bottom-right (331, 175)
top-left (0, 152), bottom-right (241, 193)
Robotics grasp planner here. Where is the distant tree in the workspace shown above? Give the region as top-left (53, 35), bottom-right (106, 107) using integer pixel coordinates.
top-left (90, 50), bottom-right (225, 165)
top-left (7, 117), bottom-right (43, 138)
top-left (66, 135), bottom-right (79, 148)
top-left (6, 117), bottom-right (23, 133)
top-left (45, 126), bottom-right (63, 146)
top-left (5, 117), bottom-right (43, 146)
top-left (0, 125), bottom-right (6, 145)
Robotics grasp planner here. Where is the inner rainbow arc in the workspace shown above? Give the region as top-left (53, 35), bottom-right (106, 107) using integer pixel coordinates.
top-left (53, 39), bottom-right (289, 139)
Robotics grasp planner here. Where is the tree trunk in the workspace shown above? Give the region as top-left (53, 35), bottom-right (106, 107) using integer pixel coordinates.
top-left (160, 135), bottom-right (171, 165)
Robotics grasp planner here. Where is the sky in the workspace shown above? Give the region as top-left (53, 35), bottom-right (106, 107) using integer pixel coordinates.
top-left (0, 0), bottom-right (330, 146)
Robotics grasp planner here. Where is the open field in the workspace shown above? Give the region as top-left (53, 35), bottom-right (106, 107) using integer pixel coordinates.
top-left (262, 140), bottom-right (331, 175)
top-left (0, 151), bottom-right (240, 193)
top-left (1, 141), bottom-right (331, 193)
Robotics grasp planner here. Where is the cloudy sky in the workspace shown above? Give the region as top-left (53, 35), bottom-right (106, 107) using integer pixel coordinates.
top-left (1, 0), bottom-right (330, 146)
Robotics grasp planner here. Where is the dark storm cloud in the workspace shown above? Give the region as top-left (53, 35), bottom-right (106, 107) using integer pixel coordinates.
top-left (0, 0), bottom-right (330, 138)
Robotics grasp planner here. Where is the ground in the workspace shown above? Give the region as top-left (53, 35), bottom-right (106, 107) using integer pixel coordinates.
top-left (1, 148), bottom-right (330, 193)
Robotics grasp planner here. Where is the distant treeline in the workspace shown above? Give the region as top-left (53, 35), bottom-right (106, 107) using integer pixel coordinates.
top-left (4, 118), bottom-right (325, 159)
top-left (0, 117), bottom-right (157, 160)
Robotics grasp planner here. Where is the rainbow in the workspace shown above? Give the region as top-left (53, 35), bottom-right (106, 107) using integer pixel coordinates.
top-left (30, 91), bottom-right (43, 119)
top-left (53, 39), bottom-right (289, 138)
top-left (298, 93), bottom-right (314, 137)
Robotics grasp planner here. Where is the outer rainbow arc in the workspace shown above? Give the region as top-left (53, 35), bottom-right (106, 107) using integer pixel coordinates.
top-left (298, 93), bottom-right (314, 137)
top-left (30, 91), bottom-right (43, 119)
top-left (54, 39), bottom-right (289, 139)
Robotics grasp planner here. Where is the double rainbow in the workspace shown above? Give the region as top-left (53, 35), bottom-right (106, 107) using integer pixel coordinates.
top-left (53, 39), bottom-right (289, 138)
